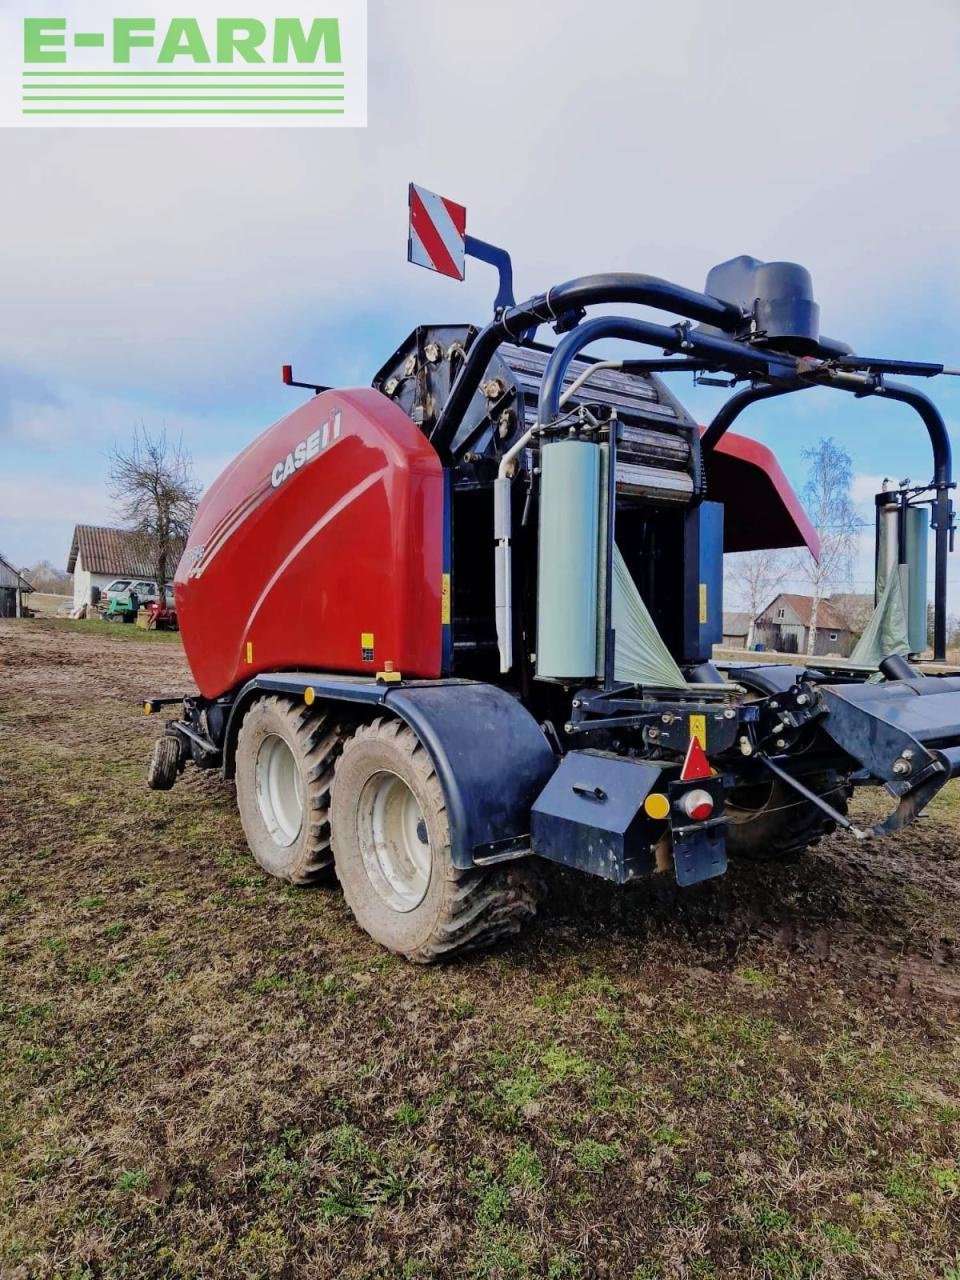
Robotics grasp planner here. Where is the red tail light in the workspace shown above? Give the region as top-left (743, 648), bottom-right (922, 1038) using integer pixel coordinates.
top-left (680, 789), bottom-right (714, 822)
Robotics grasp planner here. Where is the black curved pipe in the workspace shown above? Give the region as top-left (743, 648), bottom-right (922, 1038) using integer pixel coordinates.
top-left (705, 373), bottom-right (954, 661)
top-left (830, 377), bottom-right (953, 662)
top-left (871, 380), bottom-right (952, 491)
top-left (700, 383), bottom-right (810, 455)
top-left (431, 272), bottom-right (745, 455)
top-left (537, 316), bottom-right (795, 424)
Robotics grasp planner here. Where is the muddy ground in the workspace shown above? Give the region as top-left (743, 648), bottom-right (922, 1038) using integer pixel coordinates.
top-left (1, 618), bottom-right (958, 1279)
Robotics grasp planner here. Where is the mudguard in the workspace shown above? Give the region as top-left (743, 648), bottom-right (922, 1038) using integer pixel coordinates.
top-left (222, 674), bottom-right (557, 869)
top-left (388, 683), bottom-right (557, 868)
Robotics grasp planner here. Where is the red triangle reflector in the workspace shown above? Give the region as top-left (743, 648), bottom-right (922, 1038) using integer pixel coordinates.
top-left (681, 735), bottom-right (713, 781)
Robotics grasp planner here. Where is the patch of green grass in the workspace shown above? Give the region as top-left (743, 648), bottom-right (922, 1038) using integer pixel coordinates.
top-left (250, 973), bottom-right (289, 993)
top-left (753, 1205), bottom-right (792, 1234)
top-left (571, 1140), bottom-right (620, 1173)
top-left (755, 1245), bottom-right (819, 1280)
top-left (468, 1160), bottom-right (510, 1226)
top-left (933, 1165), bottom-right (960, 1194)
top-left (115, 1169), bottom-right (149, 1193)
top-left (546, 1250), bottom-right (582, 1279)
top-left (450, 995), bottom-right (477, 1020)
top-left (469, 1225), bottom-right (535, 1280)
top-left (651, 1125), bottom-right (686, 1148)
top-left (737, 966), bottom-right (778, 989)
top-left (76, 896), bottom-right (105, 910)
top-left (73, 1057), bottom-right (116, 1089)
top-left (255, 1133), bottom-right (304, 1201)
top-left (327, 1123), bottom-right (370, 1164)
top-left (540, 1044), bottom-right (592, 1082)
top-left (504, 1143), bottom-right (544, 1190)
top-left (394, 1102), bottom-right (422, 1127)
top-left (885, 1166), bottom-right (928, 1208)
top-left (22, 616), bottom-right (182, 644)
top-left (817, 1221), bottom-right (860, 1254)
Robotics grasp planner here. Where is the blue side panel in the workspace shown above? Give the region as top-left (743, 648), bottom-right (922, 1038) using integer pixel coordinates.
top-left (442, 469), bottom-right (454, 675)
top-left (683, 501), bottom-right (724, 661)
top-left (386, 683), bottom-right (557, 869)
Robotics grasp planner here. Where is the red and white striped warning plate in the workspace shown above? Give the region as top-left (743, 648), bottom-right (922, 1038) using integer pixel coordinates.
top-left (407, 183), bottom-right (467, 281)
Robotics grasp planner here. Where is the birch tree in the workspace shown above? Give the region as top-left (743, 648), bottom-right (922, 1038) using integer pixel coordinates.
top-left (794, 437), bottom-right (861, 656)
top-left (726, 549), bottom-right (789, 647)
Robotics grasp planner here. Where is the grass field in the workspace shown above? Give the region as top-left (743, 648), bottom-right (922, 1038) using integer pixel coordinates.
top-left (1, 619), bottom-right (958, 1279)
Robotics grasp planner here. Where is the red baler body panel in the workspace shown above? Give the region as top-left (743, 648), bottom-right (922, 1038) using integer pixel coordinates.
top-left (174, 388), bottom-right (444, 699)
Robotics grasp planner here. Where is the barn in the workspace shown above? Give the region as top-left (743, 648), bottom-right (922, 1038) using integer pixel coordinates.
top-left (753, 593), bottom-right (856, 657)
top-left (0, 553), bottom-right (34, 618)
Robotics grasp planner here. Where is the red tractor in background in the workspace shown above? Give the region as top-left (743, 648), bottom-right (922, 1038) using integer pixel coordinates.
top-left (146, 187), bottom-right (960, 962)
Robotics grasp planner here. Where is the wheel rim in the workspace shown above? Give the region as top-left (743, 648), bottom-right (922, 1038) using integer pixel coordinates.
top-left (356, 770), bottom-right (431, 912)
top-left (255, 734), bottom-right (304, 847)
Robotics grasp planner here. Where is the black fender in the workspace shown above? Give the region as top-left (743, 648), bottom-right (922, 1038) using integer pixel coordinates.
top-left (387, 683), bottom-right (557, 868)
top-left (220, 673), bottom-right (557, 869)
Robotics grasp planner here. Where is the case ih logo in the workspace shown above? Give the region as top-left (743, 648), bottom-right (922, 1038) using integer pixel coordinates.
top-left (271, 409), bottom-right (342, 489)
top-left (1, 1), bottom-right (367, 127)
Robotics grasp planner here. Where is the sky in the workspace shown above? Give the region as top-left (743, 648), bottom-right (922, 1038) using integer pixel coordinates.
top-left (1, 0), bottom-right (959, 614)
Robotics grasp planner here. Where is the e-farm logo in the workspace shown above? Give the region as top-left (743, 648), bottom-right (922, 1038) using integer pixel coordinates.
top-left (1, 1), bottom-right (366, 127)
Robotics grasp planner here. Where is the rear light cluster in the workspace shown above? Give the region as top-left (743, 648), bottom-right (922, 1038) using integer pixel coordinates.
top-left (679, 789), bottom-right (715, 822)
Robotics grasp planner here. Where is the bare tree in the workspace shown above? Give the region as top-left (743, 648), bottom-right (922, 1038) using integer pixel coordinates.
top-left (109, 426), bottom-right (200, 606)
top-left (26, 560), bottom-right (72, 594)
top-left (793, 437), bottom-right (862, 656)
top-left (725, 549), bottom-right (789, 647)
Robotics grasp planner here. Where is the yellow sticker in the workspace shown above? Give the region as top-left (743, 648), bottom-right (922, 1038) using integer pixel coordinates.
top-left (699, 583), bottom-right (708, 626)
top-left (245, 641), bottom-right (254, 664)
top-left (361, 632), bottom-right (374, 649)
top-left (441, 573), bottom-right (451, 625)
top-left (689, 714), bottom-right (707, 749)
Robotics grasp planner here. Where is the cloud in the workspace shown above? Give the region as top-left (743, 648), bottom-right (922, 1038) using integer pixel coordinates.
top-left (2, 0), bottom-right (960, 397)
top-left (851, 474), bottom-right (887, 506)
top-left (1, 0), bottom-right (959, 595)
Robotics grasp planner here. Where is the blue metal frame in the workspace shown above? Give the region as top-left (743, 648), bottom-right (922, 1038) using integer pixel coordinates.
top-left (464, 235), bottom-right (516, 313)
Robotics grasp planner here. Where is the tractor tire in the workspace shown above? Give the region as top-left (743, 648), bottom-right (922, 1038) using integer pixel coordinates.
top-left (235, 696), bottom-right (341, 885)
top-left (725, 772), bottom-right (849, 861)
top-left (147, 735), bottom-right (181, 790)
top-left (330, 717), bottom-right (541, 963)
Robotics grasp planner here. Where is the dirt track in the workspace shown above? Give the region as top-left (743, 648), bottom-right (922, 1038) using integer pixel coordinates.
top-left (2, 619), bottom-right (959, 1279)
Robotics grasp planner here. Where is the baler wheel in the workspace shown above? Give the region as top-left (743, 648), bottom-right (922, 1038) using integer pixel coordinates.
top-left (725, 772), bottom-right (849, 860)
top-left (330, 717), bottom-right (541, 963)
top-left (147, 734), bottom-right (181, 791)
top-left (235, 696), bottom-right (341, 885)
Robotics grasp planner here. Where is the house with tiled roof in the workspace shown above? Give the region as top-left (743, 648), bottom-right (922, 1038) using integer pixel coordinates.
top-left (753, 592), bottom-right (857, 657)
top-left (66, 524), bottom-right (185, 611)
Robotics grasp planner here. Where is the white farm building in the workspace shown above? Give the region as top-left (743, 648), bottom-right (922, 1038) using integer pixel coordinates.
top-left (67, 524), bottom-right (184, 611)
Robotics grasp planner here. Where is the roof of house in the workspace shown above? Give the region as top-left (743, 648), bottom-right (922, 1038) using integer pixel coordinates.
top-left (0, 553), bottom-right (33, 593)
top-left (722, 611), bottom-right (753, 635)
top-left (66, 524), bottom-right (184, 578)
top-left (760, 592), bottom-right (848, 632)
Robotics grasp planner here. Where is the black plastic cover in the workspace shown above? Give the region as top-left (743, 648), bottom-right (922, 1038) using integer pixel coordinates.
top-left (702, 256), bottom-right (821, 352)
